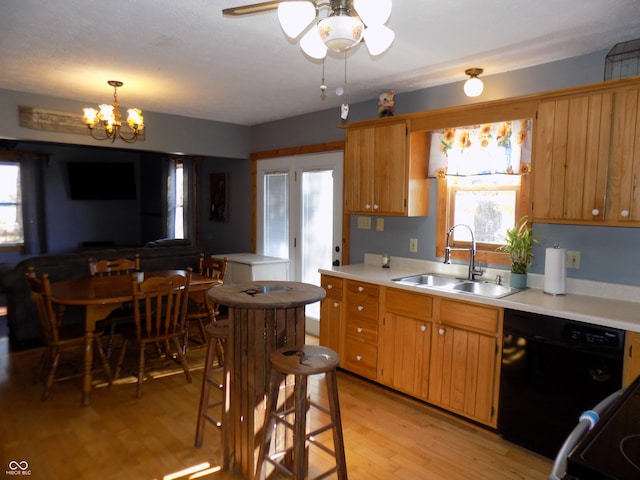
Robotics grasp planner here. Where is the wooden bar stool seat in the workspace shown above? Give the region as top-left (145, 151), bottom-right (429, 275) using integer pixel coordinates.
top-left (194, 319), bottom-right (230, 468)
top-left (255, 344), bottom-right (347, 480)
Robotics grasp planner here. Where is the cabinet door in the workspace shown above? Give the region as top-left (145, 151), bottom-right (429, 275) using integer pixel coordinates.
top-left (532, 93), bottom-right (613, 223)
top-left (607, 86), bottom-right (640, 223)
top-left (623, 331), bottom-right (640, 387)
top-left (428, 324), bottom-right (499, 426)
top-left (381, 312), bottom-right (430, 399)
top-left (319, 295), bottom-right (343, 355)
top-left (344, 126), bottom-right (375, 214)
top-left (375, 121), bottom-right (407, 215)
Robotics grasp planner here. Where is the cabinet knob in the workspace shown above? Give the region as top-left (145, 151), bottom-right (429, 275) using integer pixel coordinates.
top-left (358, 286), bottom-right (364, 292)
top-left (357, 305), bottom-right (364, 311)
top-left (357, 327), bottom-right (363, 333)
top-left (621, 209), bottom-right (630, 217)
top-left (373, 204), bottom-right (379, 210)
top-left (333, 302), bottom-right (339, 308)
top-left (356, 355), bottom-right (363, 361)
top-left (327, 284), bottom-right (333, 289)
top-left (421, 325), bottom-right (427, 332)
top-left (592, 208), bottom-right (600, 216)
top-left (438, 328), bottom-right (446, 335)
top-left (365, 203), bottom-right (371, 210)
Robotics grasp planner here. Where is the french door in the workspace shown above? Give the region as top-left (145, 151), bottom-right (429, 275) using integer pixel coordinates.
top-left (257, 151), bottom-right (343, 321)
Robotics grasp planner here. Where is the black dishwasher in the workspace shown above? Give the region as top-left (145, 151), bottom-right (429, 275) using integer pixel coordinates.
top-left (498, 308), bottom-right (625, 459)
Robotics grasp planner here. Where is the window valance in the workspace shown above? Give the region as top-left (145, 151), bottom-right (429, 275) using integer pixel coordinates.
top-left (428, 119), bottom-right (532, 177)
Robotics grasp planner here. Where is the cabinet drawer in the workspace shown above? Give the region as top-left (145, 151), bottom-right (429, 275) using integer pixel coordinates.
top-left (346, 280), bottom-right (379, 299)
top-left (321, 276), bottom-right (343, 298)
top-left (344, 338), bottom-right (377, 378)
top-left (386, 288), bottom-right (433, 319)
top-left (346, 298), bottom-right (378, 322)
top-left (439, 299), bottom-right (500, 334)
top-left (345, 318), bottom-right (378, 344)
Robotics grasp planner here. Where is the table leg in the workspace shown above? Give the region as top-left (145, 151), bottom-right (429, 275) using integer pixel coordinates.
top-left (82, 303), bottom-right (123, 406)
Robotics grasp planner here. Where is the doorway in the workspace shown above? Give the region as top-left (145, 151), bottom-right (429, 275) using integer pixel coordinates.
top-left (257, 151), bottom-right (343, 334)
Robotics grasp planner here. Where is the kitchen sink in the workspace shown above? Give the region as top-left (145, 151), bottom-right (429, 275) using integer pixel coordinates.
top-left (391, 273), bottom-right (459, 288)
top-left (391, 273), bottom-right (520, 299)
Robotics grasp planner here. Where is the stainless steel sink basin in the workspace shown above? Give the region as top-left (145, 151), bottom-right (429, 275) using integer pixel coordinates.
top-left (392, 273), bottom-right (459, 288)
top-left (391, 273), bottom-right (520, 299)
top-left (450, 280), bottom-right (519, 299)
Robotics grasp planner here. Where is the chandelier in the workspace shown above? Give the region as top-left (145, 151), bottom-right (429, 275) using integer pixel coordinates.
top-left (82, 80), bottom-right (144, 143)
top-left (279, 0), bottom-right (394, 59)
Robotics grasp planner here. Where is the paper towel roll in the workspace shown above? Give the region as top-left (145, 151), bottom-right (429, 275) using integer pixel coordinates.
top-left (544, 247), bottom-right (566, 295)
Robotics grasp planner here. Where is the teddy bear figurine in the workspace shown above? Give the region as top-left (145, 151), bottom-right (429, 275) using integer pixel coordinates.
top-left (378, 90), bottom-right (395, 117)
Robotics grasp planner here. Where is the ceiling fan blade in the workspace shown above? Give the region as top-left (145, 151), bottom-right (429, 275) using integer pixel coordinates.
top-left (222, 1), bottom-right (284, 16)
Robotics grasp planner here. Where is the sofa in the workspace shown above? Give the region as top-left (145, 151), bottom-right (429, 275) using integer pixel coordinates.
top-left (0, 238), bottom-right (205, 349)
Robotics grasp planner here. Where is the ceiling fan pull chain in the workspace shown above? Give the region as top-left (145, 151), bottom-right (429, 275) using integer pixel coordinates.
top-left (341, 52), bottom-right (350, 120)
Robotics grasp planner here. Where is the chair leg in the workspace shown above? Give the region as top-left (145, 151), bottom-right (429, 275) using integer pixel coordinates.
top-left (136, 343), bottom-right (146, 398)
top-left (94, 337), bottom-right (112, 386)
top-left (43, 347), bottom-right (61, 401)
top-left (114, 338), bottom-right (129, 380)
top-left (326, 370), bottom-right (348, 480)
top-left (195, 334), bottom-right (219, 447)
top-left (34, 346), bottom-right (51, 384)
top-left (254, 369), bottom-right (284, 480)
top-left (172, 337), bottom-right (192, 383)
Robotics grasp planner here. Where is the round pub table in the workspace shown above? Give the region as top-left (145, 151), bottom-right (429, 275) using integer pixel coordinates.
top-left (206, 281), bottom-right (326, 477)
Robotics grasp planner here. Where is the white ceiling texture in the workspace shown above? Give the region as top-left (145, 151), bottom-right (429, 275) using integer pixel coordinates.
top-left (1, 0), bottom-right (639, 126)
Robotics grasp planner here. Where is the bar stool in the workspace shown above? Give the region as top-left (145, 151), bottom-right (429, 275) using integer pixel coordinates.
top-left (194, 320), bottom-right (230, 467)
top-left (254, 344), bottom-right (347, 480)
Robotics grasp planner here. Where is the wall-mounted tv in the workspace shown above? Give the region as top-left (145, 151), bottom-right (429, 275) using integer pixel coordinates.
top-left (68, 162), bottom-right (137, 200)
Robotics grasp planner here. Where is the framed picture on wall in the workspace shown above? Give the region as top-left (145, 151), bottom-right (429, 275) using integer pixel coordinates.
top-left (210, 173), bottom-right (228, 222)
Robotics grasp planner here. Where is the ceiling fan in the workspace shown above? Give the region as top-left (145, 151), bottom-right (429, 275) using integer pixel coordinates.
top-left (223, 0), bottom-right (394, 59)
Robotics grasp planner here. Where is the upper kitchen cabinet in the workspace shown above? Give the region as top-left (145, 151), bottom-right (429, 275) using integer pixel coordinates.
top-left (344, 119), bottom-right (429, 216)
top-left (532, 81), bottom-right (640, 226)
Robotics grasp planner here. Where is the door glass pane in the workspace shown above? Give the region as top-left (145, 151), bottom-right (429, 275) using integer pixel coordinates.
top-left (264, 173), bottom-right (289, 259)
top-left (301, 170), bottom-right (333, 319)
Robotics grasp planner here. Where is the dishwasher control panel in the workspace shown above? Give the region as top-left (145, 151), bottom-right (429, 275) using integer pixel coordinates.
top-left (563, 324), bottom-right (623, 348)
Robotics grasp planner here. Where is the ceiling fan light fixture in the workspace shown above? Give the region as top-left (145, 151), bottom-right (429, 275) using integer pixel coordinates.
top-left (353, 0), bottom-right (392, 26)
top-left (278, 1), bottom-right (316, 39)
top-left (464, 68), bottom-right (484, 97)
top-left (363, 24), bottom-right (394, 56)
top-left (318, 13), bottom-right (363, 52)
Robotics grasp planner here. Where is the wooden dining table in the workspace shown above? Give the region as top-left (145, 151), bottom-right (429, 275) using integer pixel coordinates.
top-left (50, 269), bottom-right (221, 406)
top-left (207, 280), bottom-right (326, 478)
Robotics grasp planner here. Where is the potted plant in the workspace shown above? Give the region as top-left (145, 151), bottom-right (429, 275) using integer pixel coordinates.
top-left (498, 216), bottom-right (540, 288)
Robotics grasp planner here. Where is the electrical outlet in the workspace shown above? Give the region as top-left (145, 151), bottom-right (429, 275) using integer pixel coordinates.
top-left (376, 218), bottom-right (384, 231)
top-left (567, 250), bottom-right (581, 269)
top-left (409, 238), bottom-right (418, 253)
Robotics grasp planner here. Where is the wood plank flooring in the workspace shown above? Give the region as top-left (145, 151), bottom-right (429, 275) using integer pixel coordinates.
top-left (0, 334), bottom-right (552, 480)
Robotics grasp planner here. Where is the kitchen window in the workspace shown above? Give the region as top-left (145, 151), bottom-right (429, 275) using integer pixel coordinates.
top-left (430, 120), bottom-right (533, 266)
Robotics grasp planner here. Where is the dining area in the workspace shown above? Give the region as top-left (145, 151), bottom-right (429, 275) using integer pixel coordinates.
top-left (30, 253), bottom-right (227, 406)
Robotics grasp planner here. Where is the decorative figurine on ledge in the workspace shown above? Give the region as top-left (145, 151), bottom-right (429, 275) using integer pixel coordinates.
top-left (378, 90), bottom-right (395, 117)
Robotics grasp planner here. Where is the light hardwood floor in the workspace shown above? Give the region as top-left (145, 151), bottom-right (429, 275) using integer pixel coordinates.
top-left (0, 333), bottom-right (552, 480)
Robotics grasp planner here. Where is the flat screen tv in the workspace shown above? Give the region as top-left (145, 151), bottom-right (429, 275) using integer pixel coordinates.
top-left (68, 162), bottom-right (137, 200)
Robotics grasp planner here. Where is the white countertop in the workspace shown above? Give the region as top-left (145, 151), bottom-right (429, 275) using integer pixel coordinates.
top-left (319, 256), bottom-right (640, 333)
top-left (215, 253), bottom-right (289, 266)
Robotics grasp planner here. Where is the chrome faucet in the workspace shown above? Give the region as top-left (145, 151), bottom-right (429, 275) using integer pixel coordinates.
top-left (444, 224), bottom-right (483, 280)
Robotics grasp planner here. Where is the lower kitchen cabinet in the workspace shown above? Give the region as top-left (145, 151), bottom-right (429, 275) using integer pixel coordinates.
top-left (428, 299), bottom-right (502, 427)
top-left (319, 275), bottom-right (344, 359)
top-left (623, 331), bottom-right (640, 386)
top-left (381, 288), bottom-right (433, 399)
top-left (343, 280), bottom-right (379, 379)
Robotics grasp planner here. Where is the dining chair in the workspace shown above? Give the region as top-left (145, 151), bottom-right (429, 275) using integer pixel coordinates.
top-left (114, 268), bottom-right (192, 397)
top-left (185, 254), bottom-right (227, 348)
top-left (27, 267), bottom-right (112, 400)
top-left (87, 253), bottom-right (141, 357)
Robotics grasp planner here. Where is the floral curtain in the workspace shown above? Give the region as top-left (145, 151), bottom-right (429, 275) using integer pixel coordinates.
top-left (428, 119), bottom-right (532, 177)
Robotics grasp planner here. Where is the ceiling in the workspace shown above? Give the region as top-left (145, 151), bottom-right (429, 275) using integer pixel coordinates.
top-left (1, 0), bottom-right (639, 126)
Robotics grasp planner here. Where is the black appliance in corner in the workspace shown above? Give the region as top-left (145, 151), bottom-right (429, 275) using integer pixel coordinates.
top-left (565, 373), bottom-right (640, 479)
top-left (498, 309), bottom-right (625, 459)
